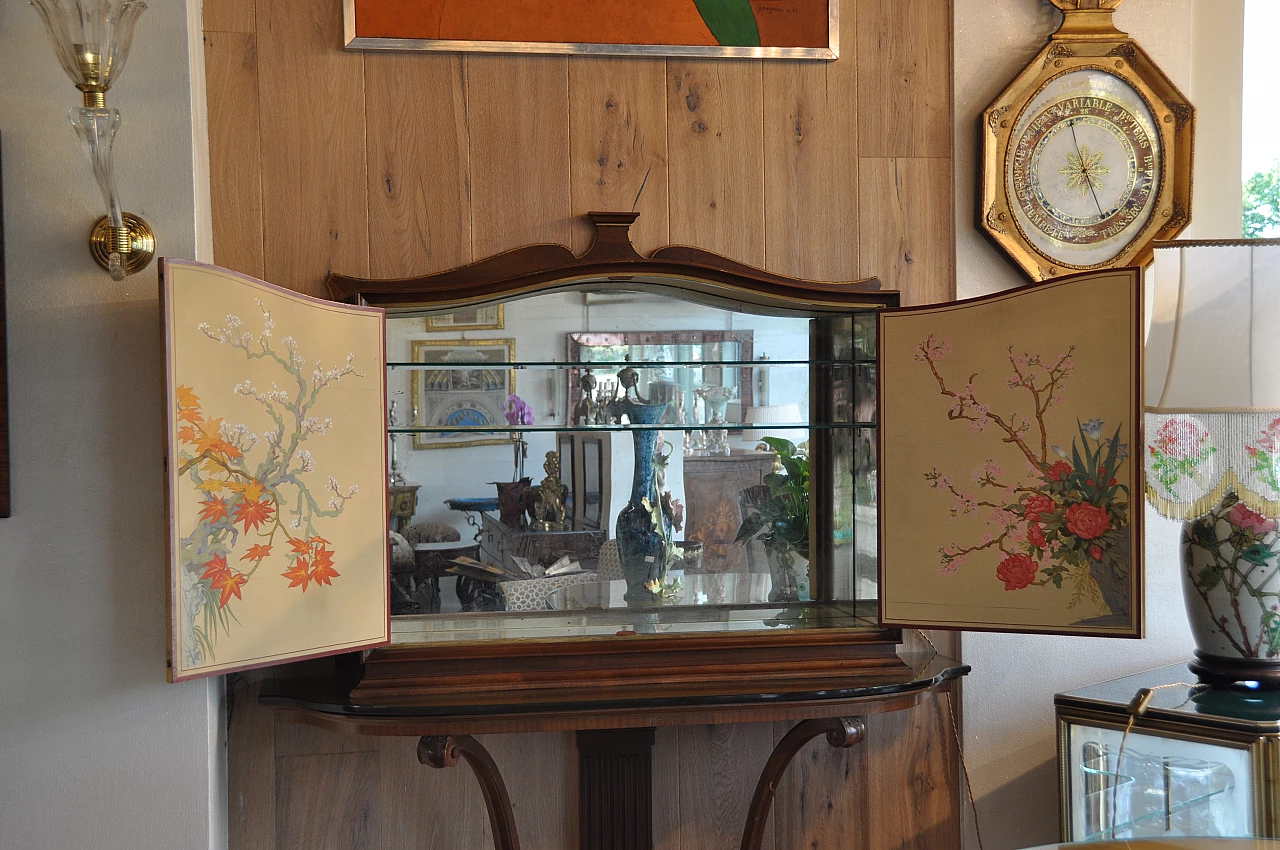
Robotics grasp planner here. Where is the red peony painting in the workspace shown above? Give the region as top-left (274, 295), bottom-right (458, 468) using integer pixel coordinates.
top-left (878, 269), bottom-right (1143, 638)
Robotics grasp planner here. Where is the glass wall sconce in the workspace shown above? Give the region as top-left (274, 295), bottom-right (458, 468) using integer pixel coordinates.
top-left (29, 0), bottom-right (154, 281)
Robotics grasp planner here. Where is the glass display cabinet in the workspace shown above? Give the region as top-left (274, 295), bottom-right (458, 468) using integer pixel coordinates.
top-left (325, 212), bottom-right (918, 710)
top-left (1057, 664), bottom-right (1280, 843)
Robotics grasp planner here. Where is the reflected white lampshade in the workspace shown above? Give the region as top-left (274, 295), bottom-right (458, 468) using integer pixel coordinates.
top-left (743, 403), bottom-right (805, 444)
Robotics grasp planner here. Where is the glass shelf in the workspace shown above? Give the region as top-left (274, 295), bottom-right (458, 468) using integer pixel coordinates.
top-left (387, 359), bottom-right (856, 369)
top-left (1077, 746), bottom-right (1239, 841)
top-left (388, 421), bottom-right (876, 434)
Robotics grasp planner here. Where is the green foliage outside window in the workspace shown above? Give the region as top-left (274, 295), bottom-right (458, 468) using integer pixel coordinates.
top-left (1244, 160), bottom-right (1280, 238)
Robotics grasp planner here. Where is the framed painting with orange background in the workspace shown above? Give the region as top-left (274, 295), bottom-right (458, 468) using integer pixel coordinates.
top-left (878, 268), bottom-right (1143, 638)
top-left (162, 260), bottom-right (390, 681)
top-left (343, 0), bottom-right (838, 59)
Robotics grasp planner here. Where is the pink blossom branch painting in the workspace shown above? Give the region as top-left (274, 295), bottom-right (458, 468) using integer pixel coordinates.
top-left (163, 260), bottom-right (389, 681)
top-left (878, 270), bottom-right (1143, 637)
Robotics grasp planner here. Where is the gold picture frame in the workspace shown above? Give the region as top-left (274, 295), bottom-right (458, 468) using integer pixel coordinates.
top-left (424, 304), bottom-right (504, 332)
top-left (342, 0), bottom-right (838, 60)
top-left (409, 338), bottom-right (516, 450)
top-left (878, 268), bottom-right (1143, 638)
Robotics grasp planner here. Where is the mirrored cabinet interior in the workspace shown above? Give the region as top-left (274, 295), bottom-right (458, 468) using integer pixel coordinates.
top-left (383, 289), bottom-right (880, 634)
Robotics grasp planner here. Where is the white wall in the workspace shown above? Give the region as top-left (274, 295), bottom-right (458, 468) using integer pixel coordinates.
top-left (954, 2), bottom-right (1209, 848)
top-left (0, 1), bottom-right (223, 848)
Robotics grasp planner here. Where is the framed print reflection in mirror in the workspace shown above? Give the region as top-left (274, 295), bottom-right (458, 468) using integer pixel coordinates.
top-left (410, 338), bottom-right (516, 450)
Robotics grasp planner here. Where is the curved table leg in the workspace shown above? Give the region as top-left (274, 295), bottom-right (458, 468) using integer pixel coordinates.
top-left (739, 716), bottom-right (866, 850)
top-left (418, 735), bottom-right (521, 850)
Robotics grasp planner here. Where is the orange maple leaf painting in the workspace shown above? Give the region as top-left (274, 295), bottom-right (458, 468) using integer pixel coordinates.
top-left (241, 544), bottom-right (272, 563)
top-left (176, 385), bottom-right (201, 409)
top-left (201, 553), bottom-right (230, 583)
top-left (233, 497), bottom-right (275, 534)
top-left (282, 559), bottom-right (312, 591)
top-left (197, 496), bottom-right (230, 524)
top-left (174, 299), bottom-right (366, 671)
top-left (310, 545), bottom-right (340, 587)
top-left (210, 570), bottom-right (249, 608)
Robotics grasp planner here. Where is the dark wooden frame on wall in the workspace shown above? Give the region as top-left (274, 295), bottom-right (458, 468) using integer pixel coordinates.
top-left (0, 133), bottom-right (10, 518)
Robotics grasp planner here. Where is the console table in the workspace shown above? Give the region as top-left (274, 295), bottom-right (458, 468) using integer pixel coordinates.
top-left (261, 651), bottom-right (967, 850)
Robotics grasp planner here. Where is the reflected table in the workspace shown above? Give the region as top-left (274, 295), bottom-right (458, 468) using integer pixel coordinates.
top-left (444, 497), bottom-right (499, 541)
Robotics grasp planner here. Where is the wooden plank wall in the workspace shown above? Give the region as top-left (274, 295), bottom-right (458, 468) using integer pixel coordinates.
top-left (205, 0), bottom-right (959, 846)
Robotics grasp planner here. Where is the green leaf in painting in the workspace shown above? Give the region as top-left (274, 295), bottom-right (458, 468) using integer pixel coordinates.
top-left (693, 0), bottom-right (761, 47)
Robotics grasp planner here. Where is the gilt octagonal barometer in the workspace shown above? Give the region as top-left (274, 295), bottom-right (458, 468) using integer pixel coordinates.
top-left (980, 0), bottom-right (1194, 281)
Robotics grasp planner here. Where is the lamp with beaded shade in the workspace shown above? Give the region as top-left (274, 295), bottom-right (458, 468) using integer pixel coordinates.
top-left (1145, 240), bottom-right (1280, 684)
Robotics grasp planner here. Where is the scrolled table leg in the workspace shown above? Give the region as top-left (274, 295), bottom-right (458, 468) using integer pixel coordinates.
top-left (739, 716), bottom-right (867, 850)
top-left (418, 735), bottom-right (521, 850)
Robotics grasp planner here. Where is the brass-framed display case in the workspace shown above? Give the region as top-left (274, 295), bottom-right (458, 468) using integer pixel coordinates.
top-left (1057, 664), bottom-right (1280, 842)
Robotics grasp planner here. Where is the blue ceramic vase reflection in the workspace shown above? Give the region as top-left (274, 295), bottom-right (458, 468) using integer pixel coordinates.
top-left (614, 401), bottom-right (671, 600)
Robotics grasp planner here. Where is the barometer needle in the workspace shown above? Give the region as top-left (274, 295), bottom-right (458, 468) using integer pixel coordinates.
top-left (1068, 119), bottom-right (1106, 218)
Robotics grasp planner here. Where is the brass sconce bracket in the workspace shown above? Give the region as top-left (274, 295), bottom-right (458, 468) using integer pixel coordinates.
top-left (89, 213), bottom-right (155, 277)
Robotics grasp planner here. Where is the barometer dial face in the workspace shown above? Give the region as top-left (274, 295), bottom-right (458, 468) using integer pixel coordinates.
top-left (1006, 68), bottom-right (1161, 268)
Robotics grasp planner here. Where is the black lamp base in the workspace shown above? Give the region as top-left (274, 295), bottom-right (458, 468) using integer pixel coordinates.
top-left (1189, 651), bottom-right (1280, 687)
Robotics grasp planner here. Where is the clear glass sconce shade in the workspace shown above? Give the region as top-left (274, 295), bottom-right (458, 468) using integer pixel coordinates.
top-left (28, 0), bottom-right (147, 99)
top-left (69, 107), bottom-right (126, 279)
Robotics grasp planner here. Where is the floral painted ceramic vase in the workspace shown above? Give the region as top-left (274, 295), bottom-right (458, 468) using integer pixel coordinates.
top-left (1182, 493), bottom-right (1280, 681)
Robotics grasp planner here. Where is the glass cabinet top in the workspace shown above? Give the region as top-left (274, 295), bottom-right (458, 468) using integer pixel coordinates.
top-left (1058, 663), bottom-right (1280, 731)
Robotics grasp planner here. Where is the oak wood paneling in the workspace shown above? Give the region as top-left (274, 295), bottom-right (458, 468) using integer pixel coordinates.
top-left (275, 716), bottom-right (380, 759)
top-left (257, 0), bottom-right (369, 296)
top-left (204, 30), bottom-right (264, 279)
top-left (858, 157), bottom-right (954, 304)
top-left (763, 6), bottom-right (860, 282)
top-left (378, 736), bottom-right (493, 850)
top-left (666, 62), bottom-right (765, 267)
top-left (227, 672), bottom-right (276, 850)
top-left (467, 55), bottom-right (573, 259)
top-left (652, 723), bottom-right (777, 850)
top-left (483, 732), bottom-right (577, 849)
top-left (364, 53), bottom-right (472, 278)
top-left (202, 0), bottom-right (255, 35)
top-left (276, 751), bottom-right (380, 850)
top-left (856, 0), bottom-right (952, 158)
top-left (568, 58), bottom-right (669, 257)
top-left (770, 719), bottom-right (868, 850)
top-left (376, 732), bottom-right (576, 850)
top-left (863, 693), bottom-right (961, 850)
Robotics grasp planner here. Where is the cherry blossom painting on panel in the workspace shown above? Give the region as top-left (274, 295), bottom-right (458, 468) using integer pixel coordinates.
top-left (163, 260), bottom-right (389, 681)
top-left (878, 269), bottom-right (1143, 637)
